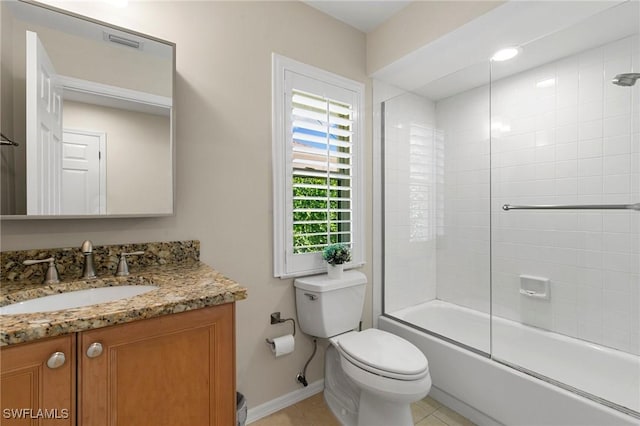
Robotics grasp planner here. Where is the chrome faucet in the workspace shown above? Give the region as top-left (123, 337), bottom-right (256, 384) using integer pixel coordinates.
top-left (81, 240), bottom-right (97, 279)
top-left (115, 251), bottom-right (145, 276)
top-left (23, 257), bottom-right (60, 284)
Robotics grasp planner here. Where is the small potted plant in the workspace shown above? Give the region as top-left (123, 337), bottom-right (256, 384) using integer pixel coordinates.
top-left (322, 243), bottom-right (351, 279)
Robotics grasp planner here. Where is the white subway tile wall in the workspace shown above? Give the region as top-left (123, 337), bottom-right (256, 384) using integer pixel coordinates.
top-left (488, 35), bottom-right (639, 355)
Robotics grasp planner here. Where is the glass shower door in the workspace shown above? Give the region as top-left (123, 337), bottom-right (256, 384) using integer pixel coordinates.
top-left (489, 1), bottom-right (640, 416)
top-left (381, 62), bottom-right (492, 355)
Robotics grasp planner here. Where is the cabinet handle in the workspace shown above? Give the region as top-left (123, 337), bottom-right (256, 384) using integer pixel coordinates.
top-left (86, 342), bottom-right (103, 358)
top-left (47, 351), bottom-right (66, 369)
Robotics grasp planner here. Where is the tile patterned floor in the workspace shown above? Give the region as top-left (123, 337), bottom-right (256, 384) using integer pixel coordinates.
top-left (251, 393), bottom-right (476, 426)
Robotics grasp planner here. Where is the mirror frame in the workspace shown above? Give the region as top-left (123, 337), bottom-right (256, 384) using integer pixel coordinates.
top-left (1, 0), bottom-right (176, 220)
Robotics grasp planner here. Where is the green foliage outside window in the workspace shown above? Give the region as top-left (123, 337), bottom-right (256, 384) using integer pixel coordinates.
top-left (293, 175), bottom-right (346, 254)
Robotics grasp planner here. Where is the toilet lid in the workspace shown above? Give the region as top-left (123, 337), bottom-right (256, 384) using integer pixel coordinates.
top-left (334, 329), bottom-right (428, 379)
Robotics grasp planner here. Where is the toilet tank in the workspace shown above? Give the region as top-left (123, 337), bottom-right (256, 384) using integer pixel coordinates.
top-left (294, 270), bottom-right (367, 338)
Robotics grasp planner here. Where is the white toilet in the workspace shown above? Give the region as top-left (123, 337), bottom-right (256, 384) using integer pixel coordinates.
top-left (294, 270), bottom-right (431, 426)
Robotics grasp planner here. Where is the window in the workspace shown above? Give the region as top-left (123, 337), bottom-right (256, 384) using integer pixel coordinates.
top-left (272, 54), bottom-right (364, 278)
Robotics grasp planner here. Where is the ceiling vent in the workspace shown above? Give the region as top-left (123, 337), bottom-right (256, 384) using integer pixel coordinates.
top-left (103, 32), bottom-right (142, 50)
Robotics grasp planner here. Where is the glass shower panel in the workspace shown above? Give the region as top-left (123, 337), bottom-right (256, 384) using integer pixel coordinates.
top-left (490, 1), bottom-right (640, 415)
top-left (382, 62), bottom-right (492, 354)
top-left (382, 92), bottom-right (441, 315)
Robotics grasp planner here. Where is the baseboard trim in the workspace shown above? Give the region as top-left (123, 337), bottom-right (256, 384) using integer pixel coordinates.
top-left (246, 379), bottom-right (324, 424)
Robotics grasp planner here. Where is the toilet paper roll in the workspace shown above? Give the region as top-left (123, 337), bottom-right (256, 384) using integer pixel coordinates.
top-left (270, 334), bottom-right (295, 357)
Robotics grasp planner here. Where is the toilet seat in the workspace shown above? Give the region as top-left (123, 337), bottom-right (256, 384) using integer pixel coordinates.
top-left (332, 329), bottom-right (429, 381)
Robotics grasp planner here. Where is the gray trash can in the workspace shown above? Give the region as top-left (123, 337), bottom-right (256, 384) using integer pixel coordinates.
top-left (237, 392), bottom-right (247, 426)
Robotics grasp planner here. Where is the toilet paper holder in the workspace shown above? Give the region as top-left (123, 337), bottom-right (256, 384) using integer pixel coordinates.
top-left (266, 312), bottom-right (296, 348)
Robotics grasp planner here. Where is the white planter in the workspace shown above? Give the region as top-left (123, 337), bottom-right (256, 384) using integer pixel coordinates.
top-left (327, 263), bottom-right (344, 280)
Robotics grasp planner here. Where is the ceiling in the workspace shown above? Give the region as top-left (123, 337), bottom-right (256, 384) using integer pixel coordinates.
top-left (302, 0), bottom-right (411, 33)
top-left (372, 0), bottom-right (637, 100)
top-left (302, 0), bottom-right (638, 101)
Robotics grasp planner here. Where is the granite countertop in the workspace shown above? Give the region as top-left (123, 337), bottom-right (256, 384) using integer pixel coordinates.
top-left (0, 261), bottom-right (247, 346)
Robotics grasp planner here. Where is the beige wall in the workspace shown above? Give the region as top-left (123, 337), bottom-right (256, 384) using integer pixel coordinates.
top-left (366, 1), bottom-right (504, 74)
top-left (63, 101), bottom-right (172, 215)
top-left (1, 0), bottom-right (371, 410)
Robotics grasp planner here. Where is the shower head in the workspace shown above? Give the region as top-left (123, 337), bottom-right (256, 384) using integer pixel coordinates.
top-left (611, 73), bottom-right (640, 87)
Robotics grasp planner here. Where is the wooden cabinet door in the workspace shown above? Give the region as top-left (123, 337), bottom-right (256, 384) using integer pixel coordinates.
top-left (78, 303), bottom-right (235, 426)
top-left (0, 335), bottom-right (75, 426)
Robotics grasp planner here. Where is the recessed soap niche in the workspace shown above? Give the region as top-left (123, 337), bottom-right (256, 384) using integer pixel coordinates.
top-left (519, 275), bottom-right (550, 301)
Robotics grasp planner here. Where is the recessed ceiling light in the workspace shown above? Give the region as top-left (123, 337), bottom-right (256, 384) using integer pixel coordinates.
top-left (491, 47), bottom-right (520, 62)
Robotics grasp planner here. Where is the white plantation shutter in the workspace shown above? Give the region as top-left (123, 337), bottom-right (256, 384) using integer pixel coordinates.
top-left (273, 55), bottom-right (364, 278)
top-left (291, 89), bottom-right (353, 253)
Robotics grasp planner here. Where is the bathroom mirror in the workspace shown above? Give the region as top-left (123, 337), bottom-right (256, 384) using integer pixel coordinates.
top-left (0, 0), bottom-right (175, 218)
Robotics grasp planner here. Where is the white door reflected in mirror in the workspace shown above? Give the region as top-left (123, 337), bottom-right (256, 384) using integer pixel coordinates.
top-left (61, 130), bottom-right (106, 215)
top-left (26, 30), bottom-right (63, 215)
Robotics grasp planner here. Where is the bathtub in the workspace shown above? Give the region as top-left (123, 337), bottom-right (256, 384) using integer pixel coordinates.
top-left (380, 300), bottom-right (640, 426)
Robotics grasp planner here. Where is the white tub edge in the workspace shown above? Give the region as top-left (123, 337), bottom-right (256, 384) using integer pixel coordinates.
top-left (379, 315), bottom-right (640, 426)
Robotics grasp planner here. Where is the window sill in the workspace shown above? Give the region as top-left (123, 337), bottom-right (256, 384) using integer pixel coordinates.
top-left (276, 261), bottom-right (366, 280)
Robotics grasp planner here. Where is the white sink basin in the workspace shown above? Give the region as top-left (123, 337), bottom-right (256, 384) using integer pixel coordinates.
top-left (0, 285), bottom-right (158, 315)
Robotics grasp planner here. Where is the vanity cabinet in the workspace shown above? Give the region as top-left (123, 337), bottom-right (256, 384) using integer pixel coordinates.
top-left (0, 303), bottom-right (235, 426)
top-left (0, 335), bottom-right (75, 425)
top-left (78, 303), bottom-right (236, 426)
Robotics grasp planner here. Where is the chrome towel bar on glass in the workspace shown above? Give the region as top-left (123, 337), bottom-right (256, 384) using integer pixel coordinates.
top-left (503, 203), bottom-right (640, 211)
